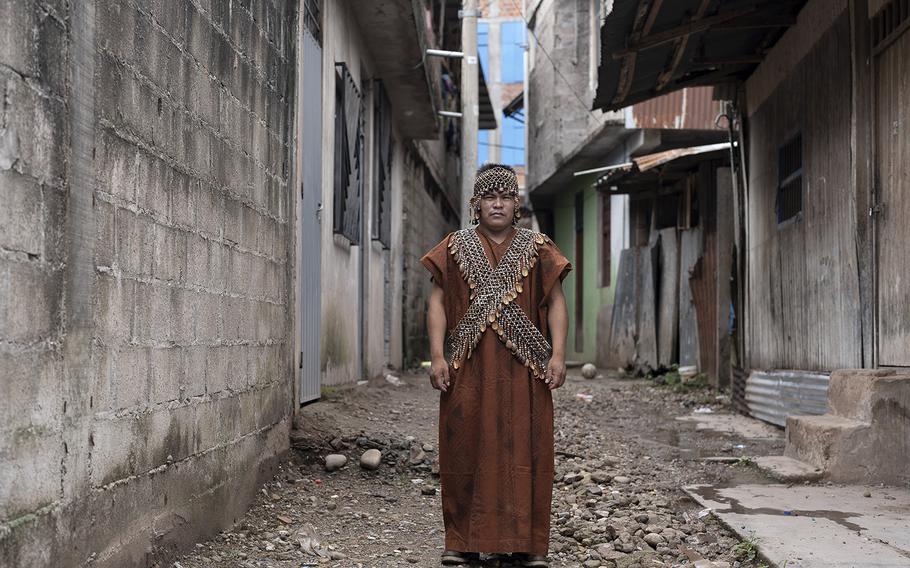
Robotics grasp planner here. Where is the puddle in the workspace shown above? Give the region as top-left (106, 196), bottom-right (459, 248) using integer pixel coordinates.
top-left (690, 486), bottom-right (866, 533)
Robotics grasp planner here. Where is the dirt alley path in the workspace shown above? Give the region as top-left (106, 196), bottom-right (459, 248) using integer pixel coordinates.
top-left (174, 369), bottom-right (784, 568)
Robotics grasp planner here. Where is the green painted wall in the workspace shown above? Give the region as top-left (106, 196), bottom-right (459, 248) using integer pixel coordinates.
top-left (551, 183), bottom-right (620, 364)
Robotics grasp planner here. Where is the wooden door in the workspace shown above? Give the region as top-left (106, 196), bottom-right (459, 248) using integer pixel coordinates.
top-left (876, 22), bottom-right (910, 366)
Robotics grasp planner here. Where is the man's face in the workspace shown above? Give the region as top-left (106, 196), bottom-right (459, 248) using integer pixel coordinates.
top-left (477, 189), bottom-right (517, 230)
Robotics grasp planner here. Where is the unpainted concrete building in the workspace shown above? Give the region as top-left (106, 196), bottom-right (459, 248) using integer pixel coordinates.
top-left (1, 0), bottom-right (296, 566)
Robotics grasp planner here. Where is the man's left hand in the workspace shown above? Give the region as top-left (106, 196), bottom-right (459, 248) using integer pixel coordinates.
top-left (545, 357), bottom-right (566, 390)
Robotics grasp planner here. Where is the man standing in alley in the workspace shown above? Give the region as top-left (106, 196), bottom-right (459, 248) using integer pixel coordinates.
top-left (421, 164), bottom-right (571, 567)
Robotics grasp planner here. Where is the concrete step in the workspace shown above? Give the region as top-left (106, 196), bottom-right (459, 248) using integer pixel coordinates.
top-left (827, 369), bottom-right (910, 422)
top-left (754, 455), bottom-right (824, 483)
top-left (784, 414), bottom-right (870, 474)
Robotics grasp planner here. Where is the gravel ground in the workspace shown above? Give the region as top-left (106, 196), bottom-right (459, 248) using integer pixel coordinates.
top-left (173, 369), bottom-right (784, 568)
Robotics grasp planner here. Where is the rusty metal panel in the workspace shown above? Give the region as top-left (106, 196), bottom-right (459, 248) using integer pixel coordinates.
top-left (638, 241), bottom-right (659, 368)
top-left (746, 370), bottom-right (829, 427)
top-left (628, 87), bottom-right (721, 130)
top-left (657, 228), bottom-right (679, 366)
top-left (679, 228), bottom-right (701, 368)
top-left (876, 25), bottom-right (910, 366)
top-left (608, 248), bottom-right (641, 368)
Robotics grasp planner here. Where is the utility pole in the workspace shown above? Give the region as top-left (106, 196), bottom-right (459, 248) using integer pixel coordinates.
top-left (459, 0), bottom-right (479, 227)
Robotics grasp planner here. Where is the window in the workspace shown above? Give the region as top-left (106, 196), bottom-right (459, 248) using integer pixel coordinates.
top-left (478, 22), bottom-right (490, 79)
top-left (500, 21), bottom-right (525, 83)
top-left (574, 191), bottom-right (585, 352)
top-left (303, 0), bottom-right (321, 44)
top-left (372, 81), bottom-right (392, 248)
top-left (777, 133), bottom-right (802, 224)
top-left (500, 114), bottom-right (524, 166)
top-left (478, 130), bottom-right (489, 166)
top-left (333, 63), bottom-right (363, 244)
top-left (599, 193), bottom-right (611, 288)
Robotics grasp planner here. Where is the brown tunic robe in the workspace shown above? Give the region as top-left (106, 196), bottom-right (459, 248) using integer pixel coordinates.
top-left (421, 227), bottom-right (571, 556)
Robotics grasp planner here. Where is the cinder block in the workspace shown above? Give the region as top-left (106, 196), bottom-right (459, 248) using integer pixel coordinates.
top-left (95, 347), bottom-right (150, 412)
top-left (240, 204), bottom-right (260, 251)
top-left (205, 345), bottom-right (230, 394)
top-left (0, 169), bottom-right (43, 256)
top-left (0, 430), bottom-right (62, 520)
top-left (95, 128), bottom-right (137, 203)
top-left (229, 249), bottom-right (250, 296)
top-left (195, 290), bottom-right (223, 342)
top-left (95, 199), bottom-right (116, 268)
top-left (221, 295), bottom-right (247, 340)
top-left (195, 395), bottom-right (241, 452)
top-left (135, 151), bottom-right (171, 218)
top-left (97, 1), bottom-right (137, 61)
top-left (194, 186), bottom-right (224, 237)
top-left (5, 74), bottom-right (66, 184)
top-left (37, 11), bottom-right (67, 97)
top-left (0, 1), bottom-right (38, 77)
top-left (169, 168), bottom-right (196, 228)
top-left (0, 261), bottom-right (61, 344)
top-left (0, 348), bottom-right (63, 435)
top-left (182, 346), bottom-right (207, 398)
top-left (149, 347), bottom-right (186, 405)
top-left (95, 275), bottom-right (134, 345)
top-left (151, 223), bottom-right (188, 283)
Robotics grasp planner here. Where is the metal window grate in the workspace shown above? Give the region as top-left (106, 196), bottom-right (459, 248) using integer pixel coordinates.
top-left (777, 133), bottom-right (802, 224)
top-left (372, 81), bottom-right (392, 248)
top-left (303, 0), bottom-right (321, 45)
top-left (333, 63), bottom-right (363, 244)
top-left (873, 0), bottom-right (910, 53)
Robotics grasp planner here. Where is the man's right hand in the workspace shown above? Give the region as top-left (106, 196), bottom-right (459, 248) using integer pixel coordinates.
top-left (429, 357), bottom-right (451, 392)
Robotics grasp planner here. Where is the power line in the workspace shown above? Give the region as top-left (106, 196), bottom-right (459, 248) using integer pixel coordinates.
top-left (506, 0), bottom-right (605, 125)
top-left (479, 141), bottom-right (525, 151)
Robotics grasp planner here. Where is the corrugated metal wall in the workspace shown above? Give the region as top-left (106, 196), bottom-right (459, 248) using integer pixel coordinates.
top-left (745, 12), bottom-right (862, 372)
top-left (629, 87), bottom-right (721, 130)
top-left (299, 27), bottom-right (323, 404)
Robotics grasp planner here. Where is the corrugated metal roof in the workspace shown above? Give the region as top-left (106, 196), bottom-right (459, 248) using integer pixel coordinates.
top-left (595, 142), bottom-right (731, 187)
top-left (593, 0), bottom-right (807, 111)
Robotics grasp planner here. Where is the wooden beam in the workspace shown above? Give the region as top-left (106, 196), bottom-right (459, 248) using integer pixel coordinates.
top-left (612, 0), bottom-right (664, 105)
top-left (656, 0), bottom-right (712, 91)
top-left (714, 14), bottom-right (798, 29)
top-left (691, 54), bottom-right (766, 68)
top-left (612, 5), bottom-right (755, 58)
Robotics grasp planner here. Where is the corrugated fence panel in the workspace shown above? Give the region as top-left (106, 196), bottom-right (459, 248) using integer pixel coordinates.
top-left (746, 370), bottom-right (829, 427)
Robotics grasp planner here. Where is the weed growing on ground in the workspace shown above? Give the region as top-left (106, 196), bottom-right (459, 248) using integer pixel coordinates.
top-left (732, 533), bottom-right (761, 561)
top-left (734, 456), bottom-right (756, 468)
top-left (646, 365), bottom-right (711, 393)
top-left (320, 385), bottom-right (340, 400)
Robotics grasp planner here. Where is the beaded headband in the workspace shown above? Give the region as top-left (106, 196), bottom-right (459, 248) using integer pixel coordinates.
top-left (472, 166), bottom-right (519, 199)
top-left (469, 166), bottom-right (521, 225)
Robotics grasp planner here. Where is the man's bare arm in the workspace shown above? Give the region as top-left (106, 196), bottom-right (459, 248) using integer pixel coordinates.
top-left (427, 283), bottom-right (451, 392)
top-left (545, 280), bottom-right (568, 390)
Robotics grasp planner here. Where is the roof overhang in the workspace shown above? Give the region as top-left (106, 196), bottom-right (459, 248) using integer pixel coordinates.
top-left (351, 0), bottom-right (442, 139)
top-left (596, 142), bottom-right (732, 194)
top-left (528, 123), bottom-right (727, 209)
top-left (593, 0), bottom-right (808, 112)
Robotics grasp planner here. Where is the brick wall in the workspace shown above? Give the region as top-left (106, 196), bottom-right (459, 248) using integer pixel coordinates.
top-left (0, 1), bottom-right (297, 566)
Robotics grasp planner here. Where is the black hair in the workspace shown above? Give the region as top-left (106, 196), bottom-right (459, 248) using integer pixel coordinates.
top-left (476, 162), bottom-right (517, 176)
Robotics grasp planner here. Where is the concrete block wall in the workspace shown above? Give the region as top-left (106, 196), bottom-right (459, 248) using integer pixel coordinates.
top-left (0, 1), bottom-right (297, 566)
top-left (401, 148), bottom-right (459, 367)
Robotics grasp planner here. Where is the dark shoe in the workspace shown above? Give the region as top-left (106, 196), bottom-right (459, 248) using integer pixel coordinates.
top-left (441, 550), bottom-right (479, 565)
top-left (518, 554), bottom-right (549, 567)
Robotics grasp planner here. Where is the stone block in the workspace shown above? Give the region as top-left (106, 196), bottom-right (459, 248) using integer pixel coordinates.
top-left (0, 169), bottom-right (43, 256)
top-left (827, 368), bottom-right (910, 423)
top-left (0, 430), bottom-right (62, 520)
top-left (0, 261), bottom-right (61, 344)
